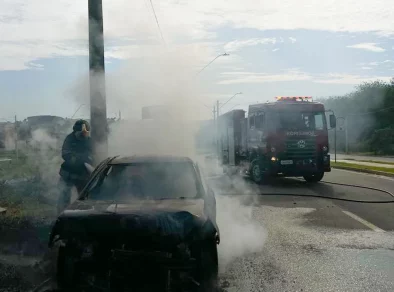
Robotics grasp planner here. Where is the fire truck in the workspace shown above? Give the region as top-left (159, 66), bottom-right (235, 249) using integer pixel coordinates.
top-left (218, 96), bottom-right (337, 183)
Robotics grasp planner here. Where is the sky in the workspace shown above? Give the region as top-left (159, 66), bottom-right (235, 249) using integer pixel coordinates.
top-left (1, 0), bottom-right (394, 121)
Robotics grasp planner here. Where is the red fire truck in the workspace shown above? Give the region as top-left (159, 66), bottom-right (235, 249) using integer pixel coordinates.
top-left (218, 96), bottom-right (337, 183)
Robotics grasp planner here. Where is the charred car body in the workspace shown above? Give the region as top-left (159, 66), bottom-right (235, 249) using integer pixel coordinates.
top-left (49, 155), bottom-right (220, 292)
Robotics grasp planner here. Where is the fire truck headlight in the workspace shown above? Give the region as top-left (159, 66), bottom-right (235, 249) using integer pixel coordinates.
top-left (271, 147), bottom-right (276, 152)
top-left (322, 146), bottom-right (328, 152)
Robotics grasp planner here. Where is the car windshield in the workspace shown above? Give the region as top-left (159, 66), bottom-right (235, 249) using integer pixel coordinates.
top-left (88, 161), bottom-right (200, 201)
top-left (274, 111), bottom-right (326, 131)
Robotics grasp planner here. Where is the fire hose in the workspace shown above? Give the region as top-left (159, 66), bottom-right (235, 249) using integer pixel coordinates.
top-left (259, 179), bottom-right (394, 204)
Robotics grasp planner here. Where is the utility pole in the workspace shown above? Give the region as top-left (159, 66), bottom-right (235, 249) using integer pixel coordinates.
top-left (213, 106), bottom-right (216, 154)
top-left (14, 115), bottom-right (18, 161)
top-left (345, 117), bottom-right (349, 154)
top-left (216, 100), bottom-right (220, 159)
top-left (88, 0), bottom-right (107, 164)
top-left (334, 123), bottom-right (337, 163)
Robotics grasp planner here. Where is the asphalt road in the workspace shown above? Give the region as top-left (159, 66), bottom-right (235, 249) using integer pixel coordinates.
top-left (8, 168), bottom-right (394, 292)
top-left (209, 169), bottom-right (394, 292)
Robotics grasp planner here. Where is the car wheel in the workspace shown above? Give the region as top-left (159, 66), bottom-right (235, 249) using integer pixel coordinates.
top-left (303, 172), bottom-right (324, 183)
top-left (56, 246), bottom-right (80, 291)
top-left (198, 240), bottom-right (218, 292)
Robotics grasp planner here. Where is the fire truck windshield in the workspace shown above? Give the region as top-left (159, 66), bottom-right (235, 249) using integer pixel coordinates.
top-left (274, 111), bottom-right (326, 131)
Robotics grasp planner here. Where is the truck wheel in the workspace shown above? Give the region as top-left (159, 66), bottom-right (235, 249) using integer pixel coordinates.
top-left (251, 161), bottom-right (264, 184)
top-left (303, 172), bottom-right (324, 183)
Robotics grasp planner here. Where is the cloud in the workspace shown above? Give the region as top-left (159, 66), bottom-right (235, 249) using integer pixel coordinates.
top-left (359, 60), bottom-right (394, 69)
top-left (361, 67), bottom-right (372, 70)
top-left (224, 38), bottom-right (277, 52)
top-left (346, 43), bottom-right (386, 52)
top-left (289, 37), bottom-right (297, 43)
top-left (272, 48), bottom-right (280, 52)
top-left (217, 69), bottom-right (392, 85)
top-left (313, 73), bottom-right (393, 84)
top-left (2, 1), bottom-right (394, 71)
top-left (218, 69), bottom-right (313, 84)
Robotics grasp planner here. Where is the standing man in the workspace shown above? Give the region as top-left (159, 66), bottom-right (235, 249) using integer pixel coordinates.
top-left (57, 119), bottom-right (93, 213)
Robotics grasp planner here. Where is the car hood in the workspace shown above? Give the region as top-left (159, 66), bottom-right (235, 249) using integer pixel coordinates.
top-left (62, 198), bottom-right (206, 217)
top-left (49, 199), bottom-right (209, 248)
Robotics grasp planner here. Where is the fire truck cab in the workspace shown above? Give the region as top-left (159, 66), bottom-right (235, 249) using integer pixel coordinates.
top-left (218, 96), bottom-right (337, 183)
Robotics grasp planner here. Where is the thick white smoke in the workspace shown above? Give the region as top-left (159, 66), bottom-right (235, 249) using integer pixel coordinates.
top-left (205, 169), bottom-right (267, 272)
top-left (26, 129), bottom-right (64, 201)
top-left (69, 42), bottom-right (267, 274)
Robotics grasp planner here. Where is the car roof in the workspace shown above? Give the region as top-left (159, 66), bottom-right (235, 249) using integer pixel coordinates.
top-left (109, 155), bottom-right (194, 165)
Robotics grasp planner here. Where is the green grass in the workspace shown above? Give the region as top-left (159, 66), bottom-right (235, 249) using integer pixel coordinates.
top-left (0, 149), bottom-right (61, 181)
top-left (343, 159), bottom-right (394, 166)
top-left (0, 159), bottom-right (38, 180)
top-left (331, 161), bottom-right (394, 174)
top-left (0, 150), bottom-right (60, 221)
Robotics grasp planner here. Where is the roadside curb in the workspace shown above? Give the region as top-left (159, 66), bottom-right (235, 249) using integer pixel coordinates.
top-left (331, 165), bottom-right (394, 178)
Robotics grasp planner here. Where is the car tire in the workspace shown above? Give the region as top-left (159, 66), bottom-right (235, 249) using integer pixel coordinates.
top-left (198, 240), bottom-right (219, 292)
top-left (56, 246), bottom-right (79, 291)
top-left (251, 160), bottom-right (264, 184)
top-left (303, 172), bottom-right (324, 183)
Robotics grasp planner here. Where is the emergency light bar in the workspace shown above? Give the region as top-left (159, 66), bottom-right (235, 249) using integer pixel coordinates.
top-left (275, 96), bottom-right (313, 102)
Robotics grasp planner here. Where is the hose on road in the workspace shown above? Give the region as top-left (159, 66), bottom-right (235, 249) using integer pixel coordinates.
top-left (322, 180), bottom-right (394, 199)
top-left (273, 179), bottom-right (394, 203)
top-left (261, 192), bottom-right (394, 203)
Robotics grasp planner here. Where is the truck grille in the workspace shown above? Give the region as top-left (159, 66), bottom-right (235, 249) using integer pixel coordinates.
top-left (285, 136), bottom-right (317, 159)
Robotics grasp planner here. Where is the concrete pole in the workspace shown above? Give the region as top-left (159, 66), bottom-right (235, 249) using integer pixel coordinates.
top-left (345, 117), bottom-right (349, 154)
top-left (14, 115), bottom-right (18, 161)
top-left (334, 124), bottom-right (337, 163)
top-left (213, 106), bottom-right (216, 155)
top-left (88, 0), bottom-right (108, 164)
top-left (216, 100), bottom-right (220, 158)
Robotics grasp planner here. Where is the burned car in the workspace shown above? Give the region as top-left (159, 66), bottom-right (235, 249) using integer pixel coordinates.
top-left (48, 155), bottom-right (220, 292)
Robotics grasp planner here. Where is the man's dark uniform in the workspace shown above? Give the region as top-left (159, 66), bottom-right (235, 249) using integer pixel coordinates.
top-left (57, 120), bottom-right (93, 213)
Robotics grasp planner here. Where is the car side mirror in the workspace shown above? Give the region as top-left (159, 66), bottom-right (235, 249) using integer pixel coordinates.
top-left (329, 115), bottom-right (336, 129)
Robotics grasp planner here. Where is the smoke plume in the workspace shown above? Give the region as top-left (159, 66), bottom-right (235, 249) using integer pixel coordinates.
top-left (71, 46), bottom-right (267, 272)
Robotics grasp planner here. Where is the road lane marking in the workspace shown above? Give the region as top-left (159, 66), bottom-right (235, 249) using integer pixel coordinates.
top-left (342, 210), bottom-right (385, 232)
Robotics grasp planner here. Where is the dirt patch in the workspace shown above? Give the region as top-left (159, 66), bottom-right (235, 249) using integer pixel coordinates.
top-left (0, 218), bottom-right (55, 291)
top-left (0, 261), bottom-right (32, 292)
top-left (0, 181), bottom-right (57, 291)
top-left (0, 216), bottom-right (54, 255)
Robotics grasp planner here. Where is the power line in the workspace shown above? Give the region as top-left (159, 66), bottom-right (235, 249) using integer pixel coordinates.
top-left (148, 0), bottom-right (166, 46)
top-left (220, 92), bottom-right (243, 109)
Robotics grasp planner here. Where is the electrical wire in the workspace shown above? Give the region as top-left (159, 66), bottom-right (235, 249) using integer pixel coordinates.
top-left (220, 92), bottom-right (242, 109)
top-left (148, 0), bottom-right (166, 46)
